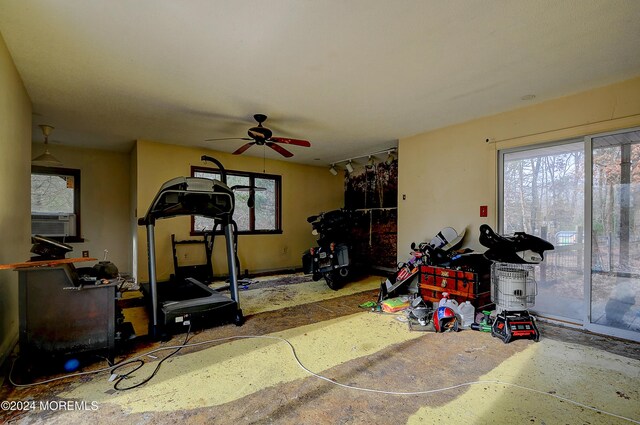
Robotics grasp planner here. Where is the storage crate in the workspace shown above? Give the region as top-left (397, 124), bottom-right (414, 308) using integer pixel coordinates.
top-left (419, 265), bottom-right (492, 309)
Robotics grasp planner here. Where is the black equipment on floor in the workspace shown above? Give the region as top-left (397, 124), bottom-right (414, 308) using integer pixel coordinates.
top-left (303, 209), bottom-right (361, 290)
top-left (18, 264), bottom-right (123, 364)
top-left (491, 310), bottom-right (540, 343)
top-left (15, 235), bottom-right (134, 374)
top-left (138, 155), bottom-right (243, 339)
top-left (479, 225), bottom-right (553, 344)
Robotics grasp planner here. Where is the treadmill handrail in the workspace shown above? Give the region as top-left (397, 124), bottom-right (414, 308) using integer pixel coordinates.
top-left (201, 155), bottom-right (227, 184)
top-left (138, 178), bottom-right (234, 226)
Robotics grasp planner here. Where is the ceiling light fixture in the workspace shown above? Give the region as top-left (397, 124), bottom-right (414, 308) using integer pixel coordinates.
top-left (345, 161), bottom-right (354, 173)
top-left (366, 156), bottom-right (375, 169)
top-left (328, 147), bottom-right (396, 173)
top-left (329, 164), bottom-right (338, 176)
top-left (386, 151), bottom-right (395, 165)
top-left (32, 124), bottom-right (63, 167)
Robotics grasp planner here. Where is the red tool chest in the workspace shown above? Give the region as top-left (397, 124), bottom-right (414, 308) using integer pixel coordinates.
top-left (419, 265), bottom-right (492, 309)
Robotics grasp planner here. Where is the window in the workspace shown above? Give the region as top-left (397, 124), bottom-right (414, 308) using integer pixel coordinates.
top-left (191, 166), bottom-right (281, 234)
top-left (31, 166), bottom-right (82, 241)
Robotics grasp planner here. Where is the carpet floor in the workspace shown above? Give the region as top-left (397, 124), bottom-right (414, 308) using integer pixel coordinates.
top-left (1, 274), bottom-right (639, 424)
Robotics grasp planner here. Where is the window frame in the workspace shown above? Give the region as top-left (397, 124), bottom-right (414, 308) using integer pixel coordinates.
top-left (31, 165), bottom-right (83, 243)
top-left (190, 166), bottom-right (282, 235)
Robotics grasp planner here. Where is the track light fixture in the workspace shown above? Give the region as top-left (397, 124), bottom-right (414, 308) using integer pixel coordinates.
top-left (366, 156), bottom-right (375, 169)
top-left (345, 160), bottom-right (354, 173)
top-left (328, 147), bottom-right (396, 174)
top-left (329, 147), bottom-right (398, 171)
top-left (386, 151), bottom-right (395, 165)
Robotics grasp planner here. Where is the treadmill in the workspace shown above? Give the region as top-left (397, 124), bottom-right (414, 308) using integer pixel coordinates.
top-left (138, 155), bottom-right (243, 339)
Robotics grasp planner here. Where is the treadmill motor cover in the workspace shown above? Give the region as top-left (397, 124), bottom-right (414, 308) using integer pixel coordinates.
top-left (140, 177), bottom-right (234, 223)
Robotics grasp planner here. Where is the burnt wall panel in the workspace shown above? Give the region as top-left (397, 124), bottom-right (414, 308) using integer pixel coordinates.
top-left (344, 160), bottom-right (398, 270)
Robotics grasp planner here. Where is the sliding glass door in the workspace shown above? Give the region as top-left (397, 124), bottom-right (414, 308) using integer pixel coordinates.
top-left (500, 128), bottom-right (640, 341)
top-left (587, 129), bottom-right (640, 338)
top-left (500, 141), bottom-right (585, 323)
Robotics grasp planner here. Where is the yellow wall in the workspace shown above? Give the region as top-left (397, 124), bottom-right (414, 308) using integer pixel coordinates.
top-left (398, 76), bottom-right (640, 258)
top-left (31, 144), bottom-right (133, 272)
top-left (0, 33), bottom-right (32, 366)
top-left (135, 140), bottom-right (343, 282)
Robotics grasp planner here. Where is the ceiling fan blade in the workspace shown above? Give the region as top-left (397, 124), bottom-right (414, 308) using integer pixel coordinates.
top-left (266, 142), bottom-right (294, 158)
top-left (270, 137), bottom-right (311, 147)
top-left (233, 142), bottom-right (256, 155)
top-left (205, 137), bottom-right (252, 142)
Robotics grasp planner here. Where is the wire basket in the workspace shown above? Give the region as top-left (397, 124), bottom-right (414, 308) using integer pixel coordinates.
top-left (491, 262), bottom-right (537, 311)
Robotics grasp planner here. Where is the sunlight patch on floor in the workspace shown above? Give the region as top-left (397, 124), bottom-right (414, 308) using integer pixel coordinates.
top-left (241, 274), bottom-right (383, 315)
top-left (61, 310), bottom-right (420, 413)
top-left (407, 338), bottom-right (640, 424)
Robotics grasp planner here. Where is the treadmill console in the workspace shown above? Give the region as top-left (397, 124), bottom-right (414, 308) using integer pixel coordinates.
top-left (139, 177), bottom-right (234, 225)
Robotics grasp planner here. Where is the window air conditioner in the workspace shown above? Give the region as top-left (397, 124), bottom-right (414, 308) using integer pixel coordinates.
top-left (31, 213), bottom-right (77, 237)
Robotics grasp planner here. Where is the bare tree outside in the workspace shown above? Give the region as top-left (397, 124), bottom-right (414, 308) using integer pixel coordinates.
top-left (193, 170), bottom-right (278, 232)
top-left (31, 174), bottom-right (74, 213)
top-left (255, 178), bottom-right (275, 230)
top-left (590, 132), bottom-right (640, 333)
top-left (503, 132), bottom-right (640, 333)
top-left (502, 141), bottom-right (585, 321)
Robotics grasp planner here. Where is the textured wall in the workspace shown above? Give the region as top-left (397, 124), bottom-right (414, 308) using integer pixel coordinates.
top-left (398, 76), bottom-right (640, 261)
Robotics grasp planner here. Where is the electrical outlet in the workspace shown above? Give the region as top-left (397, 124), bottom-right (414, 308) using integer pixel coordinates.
top-left (82, 250), bottom-right (89, 258)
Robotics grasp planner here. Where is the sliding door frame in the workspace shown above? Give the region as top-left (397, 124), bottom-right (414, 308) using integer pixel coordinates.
top-left (583, 126), bottom-right (640, 342)
top-left (499, 127), bottom-right (640, 341)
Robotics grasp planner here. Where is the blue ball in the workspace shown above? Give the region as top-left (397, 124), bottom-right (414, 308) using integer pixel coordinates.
top-left (64, 358), bottom-right (80, 372)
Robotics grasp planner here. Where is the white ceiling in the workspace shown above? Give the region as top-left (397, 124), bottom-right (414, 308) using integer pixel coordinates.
top-left (1, 0), bottom-right (639, 166)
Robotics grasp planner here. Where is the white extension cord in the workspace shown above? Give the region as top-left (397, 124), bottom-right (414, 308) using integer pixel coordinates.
top-left (9, 334), bottom-right (640, 424)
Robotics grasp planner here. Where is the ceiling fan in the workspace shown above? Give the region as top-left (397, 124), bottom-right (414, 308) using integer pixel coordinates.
top-left (206, 114), bottom-right (311, 158)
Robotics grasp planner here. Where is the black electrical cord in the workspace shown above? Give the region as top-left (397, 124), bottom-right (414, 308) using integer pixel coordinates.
top-left (111, 323), bottom-right (192, 391)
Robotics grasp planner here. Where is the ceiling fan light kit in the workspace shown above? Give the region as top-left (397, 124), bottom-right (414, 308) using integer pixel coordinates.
top-left (206, 114), bottom-right (311, 158)
top-left (32, 124), bottom-right (63, 167)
